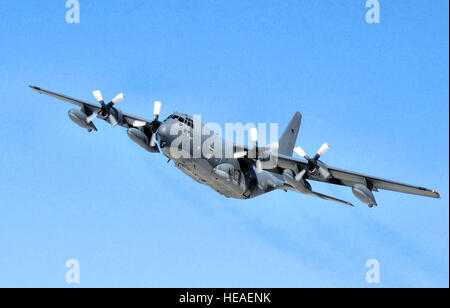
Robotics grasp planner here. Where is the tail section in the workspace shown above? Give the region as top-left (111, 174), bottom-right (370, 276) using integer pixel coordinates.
top-left (278, 112), bottom-right (302, 156)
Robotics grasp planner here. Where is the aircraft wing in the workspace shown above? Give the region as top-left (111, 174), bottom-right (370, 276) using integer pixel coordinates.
top-left (29, 86), bottom-right (153, 128)
top-left (269, 153), bottom-right (440, 199)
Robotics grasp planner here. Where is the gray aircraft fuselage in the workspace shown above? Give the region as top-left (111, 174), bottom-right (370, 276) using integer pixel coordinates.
top-left (158, 112), bottom-right (284, 199)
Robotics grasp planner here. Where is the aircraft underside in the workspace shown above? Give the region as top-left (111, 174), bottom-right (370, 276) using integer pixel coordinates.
top-left (172, 157), bottom-right (284, 200)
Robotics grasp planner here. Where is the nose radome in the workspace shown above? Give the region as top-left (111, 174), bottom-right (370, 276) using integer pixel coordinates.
top-left (158, 122), bottom-right (170, 138)
top-left (157, 122), bottom-right (178, 150)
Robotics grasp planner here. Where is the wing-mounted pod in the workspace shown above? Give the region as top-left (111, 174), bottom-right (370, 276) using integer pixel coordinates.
top-left (352, 183), bottom-right (377, 207)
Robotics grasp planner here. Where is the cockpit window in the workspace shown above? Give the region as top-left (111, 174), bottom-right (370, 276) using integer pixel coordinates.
top-left (168, 114), bottom-right (194, 128)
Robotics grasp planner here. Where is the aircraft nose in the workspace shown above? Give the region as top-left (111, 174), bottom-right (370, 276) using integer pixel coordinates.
top-left (157, 122), bottom-right (172, 148)
top-left (157, 120), bottom-right (183, 149)
top-left (158, 122), bottom-right (170, 138)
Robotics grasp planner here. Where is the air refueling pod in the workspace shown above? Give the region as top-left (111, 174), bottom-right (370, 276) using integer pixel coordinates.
top-left (352, 184), bottom-right (377, 207)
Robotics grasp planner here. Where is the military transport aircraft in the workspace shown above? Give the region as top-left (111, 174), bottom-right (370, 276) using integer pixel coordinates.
top-left (30, 85), bottom-right (440, 207)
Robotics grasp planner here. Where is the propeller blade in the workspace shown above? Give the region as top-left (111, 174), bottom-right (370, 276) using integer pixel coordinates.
top-left (294, 146), bottom-right (307, 158)
top-left (249, 128), bottom-right (258, 144)
top-left (154, 101), bottom-right (162, 119)
top-left (150, 133), bottom-right (157, 147)
top-left (317, 143), bottom-right (330, 157)
top-left (132, 120), bottom-right (147, 128)
top-left (86, 112), bottom-right (97, 123)
top-left (92, 90), bottom-right (103, 103)
top-left (261, 142), bottom-right (279, 152)
top-left (111, 93), bottom-right (125, 104)
top-left (108, 114), bottom-right (118, 126)
top-left (295, 169), bottom-right (307, 181)
top-left (255, 160), bottom-right (263, 173)
top-left (318, 166), bottom-right (331, 179)
top-left (233, 151), bottom-right (247, 159)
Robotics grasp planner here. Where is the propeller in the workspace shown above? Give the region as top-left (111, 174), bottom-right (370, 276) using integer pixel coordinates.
top-left (90, 89), bottom-right (163, 148)
top-left (132, 101), bottom-right (163, 128)
top-left (130, 100), bottom-right (163, 149)
top-left (92, 90), bottom-right (125, 112)
top-left (148, 101), bottom-right (164, 147)
top-left (248, 128), bottom-right (279, 173)
top-left (249, 128), bottom-right (262, 173)
top-left (153, 101), bottom-right (162, 121)
top-left (233, 151), bottom-right (248, 159)
top-left (294, 143), bottom-right (331, 180)
top-left (150, 132), bottom-right (158, 147)
top-left (88, 89), bottom-right (125, 125)
top-left (295, 169), bottom-right (307, 182)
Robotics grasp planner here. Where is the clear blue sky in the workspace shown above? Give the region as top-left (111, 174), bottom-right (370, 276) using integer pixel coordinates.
top-left (0, 0), bottom-right (448, 287)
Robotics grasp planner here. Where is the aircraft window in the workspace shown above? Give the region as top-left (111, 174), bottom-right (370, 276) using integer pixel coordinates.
top-left (169, 115), bottom-right (193, 128)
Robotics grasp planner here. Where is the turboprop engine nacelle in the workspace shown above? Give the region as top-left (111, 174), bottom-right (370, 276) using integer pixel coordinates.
top-left (352, 184), bottom-right (377, 207)
top-left (68, 109), bottom-right (97, 132)
top-left (283, 169), bottom-right (312, 194)
top-left (127, 128), bottom-right (159, 153)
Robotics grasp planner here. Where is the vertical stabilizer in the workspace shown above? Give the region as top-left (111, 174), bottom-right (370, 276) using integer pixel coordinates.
top-left (278, 112), bottom-right (302, 156)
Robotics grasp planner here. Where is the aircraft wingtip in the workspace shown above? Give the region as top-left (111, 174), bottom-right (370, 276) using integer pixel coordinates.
top-left (432, 190), bottom-right (440, 199)
top-left (29, 85), bottom-right (41, 91)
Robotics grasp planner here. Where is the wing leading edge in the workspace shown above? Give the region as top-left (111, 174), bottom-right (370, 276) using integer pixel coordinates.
top-left (29, 86), bottom-right (153, 128)
top-left (272, 153), bottom-right (440, 199)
